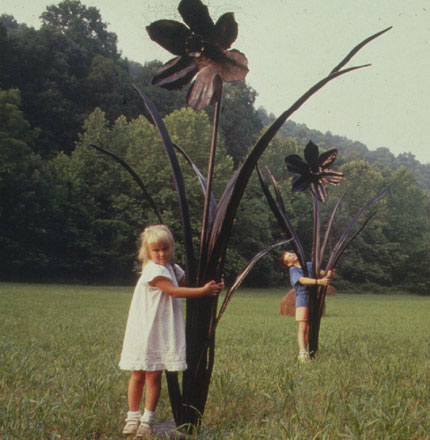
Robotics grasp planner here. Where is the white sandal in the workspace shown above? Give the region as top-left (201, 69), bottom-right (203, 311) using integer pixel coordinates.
top-left (122, 417), bottom-right (140, 436)
top-left (134, 421), bottom-right (154, 438)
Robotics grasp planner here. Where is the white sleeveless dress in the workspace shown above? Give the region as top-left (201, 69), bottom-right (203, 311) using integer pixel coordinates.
top-left (119, 261), bottom-right (187, 371)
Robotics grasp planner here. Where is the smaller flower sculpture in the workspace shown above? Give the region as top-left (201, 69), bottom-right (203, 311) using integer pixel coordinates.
top-left (146, 0), bottom-right (248, 110)
top-left (285, 140), bottom-right (345, 202)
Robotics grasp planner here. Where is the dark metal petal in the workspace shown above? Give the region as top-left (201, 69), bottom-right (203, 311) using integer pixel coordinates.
top-left (285, 154), bottom-right (309, 174)
top-left (291, 174), bottom-right (311, 192)
top-left (318, 148), bottom-right (338, 168)
top-left (214, 12), bottom-right (238, 49)
top-left (146, 20), bottom-right (190, 55)
top-left (321, 176), bottom-right (343, 185)
top-left (152, 56), bottom-right (198, 90)
top-left (321, 171), bottom-right (345, 185)
top-left (178, 0), bottom-right (214, 39)
top-left (304, 140), bottom-right (320, 173)
top-left (217, 49), bottom-right (249, 82)
top-left (321, 169), bottom-right (344, 177)
top-left (186, 67), bottom-right (222, 109)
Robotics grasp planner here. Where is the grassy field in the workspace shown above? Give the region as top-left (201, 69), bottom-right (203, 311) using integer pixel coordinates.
top-left (1, 283), bottom-right (429, 439)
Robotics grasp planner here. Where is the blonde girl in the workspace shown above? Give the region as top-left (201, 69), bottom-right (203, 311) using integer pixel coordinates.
top-left (119, 225), bottom-right (223, 437)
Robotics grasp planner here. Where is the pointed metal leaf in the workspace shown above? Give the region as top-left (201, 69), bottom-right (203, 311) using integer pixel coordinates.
top-left (132, 83), bottom-right (196, 282)
top-left (330, 26), bottom-right (392, 74)
top-left (331, 211), bottom-right (377, 269)
top-left (265, 167), bottom-right (308, 274)
top-left (202, 64), bottom-right (372, 280)
top-left (319, 192), bottom-right (346, 263)
top-left (326, 188), bottom-right (388, 269)
top-left (89, 144), bottom-right (164, 224)
top-left (172, 142), bottom-right (217, 225)
top-left (215, 239), bottom-right (291, 327)
top-left (256, 165), bottom-right (291, 238)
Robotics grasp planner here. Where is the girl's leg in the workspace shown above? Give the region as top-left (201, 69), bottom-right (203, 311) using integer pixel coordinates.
top-left (136, 371), bottom-right (162, 435)
top-left (144, 371), bottom-right (162, 411)
top-left (305, 322), bottom-right (309, 348)
top-left (128, 370), bottom-right (146, 411)
top-left (297, 320), bottom-right (308, 352)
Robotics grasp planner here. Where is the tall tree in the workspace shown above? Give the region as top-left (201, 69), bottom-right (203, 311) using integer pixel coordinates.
top-left (40, 0), bottom-right (118, 60)
top-left (0, 89), bottom-right (42, 279)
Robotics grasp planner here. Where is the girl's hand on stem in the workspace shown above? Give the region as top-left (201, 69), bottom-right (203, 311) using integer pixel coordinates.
top-left (203, 280), bottom-right (223, 296)
top-left (326, 269), bottom-right (335, 279)
top-left (318, 276), bottom-right (331, 286)
top-left (218, 278), bottom-right (225, 292)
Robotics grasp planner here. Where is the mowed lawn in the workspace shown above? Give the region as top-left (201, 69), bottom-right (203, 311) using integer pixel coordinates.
top-left (1, 283), bottom-right (429, 439)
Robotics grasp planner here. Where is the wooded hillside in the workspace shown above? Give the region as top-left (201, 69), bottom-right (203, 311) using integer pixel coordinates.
top-left (1, 2), bottom-right (429, 292)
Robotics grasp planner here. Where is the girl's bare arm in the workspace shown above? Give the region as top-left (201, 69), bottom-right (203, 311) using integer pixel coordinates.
top-left (319, 269), bottom-right (335, 278)
top-left (150, 277), bottom-right (222, 298)
top-left (298, 276), bottom-right (331, 287)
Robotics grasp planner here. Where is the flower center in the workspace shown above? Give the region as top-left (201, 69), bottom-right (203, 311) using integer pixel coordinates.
top-left (185, 34), bottom-right (205, 58)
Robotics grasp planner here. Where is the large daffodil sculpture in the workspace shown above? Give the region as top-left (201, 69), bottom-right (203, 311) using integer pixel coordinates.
top-left (147, 0), bottom-right (248, 109)
top-left (90, 0), bottom-right (391, 430)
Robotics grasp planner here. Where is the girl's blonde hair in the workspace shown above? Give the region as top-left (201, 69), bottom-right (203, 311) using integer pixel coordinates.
top-left (138, 225), bottom-right (175, 267)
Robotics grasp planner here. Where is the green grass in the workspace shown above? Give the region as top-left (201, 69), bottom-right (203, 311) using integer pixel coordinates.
top-left (1, 283), bottom-right (429, 439)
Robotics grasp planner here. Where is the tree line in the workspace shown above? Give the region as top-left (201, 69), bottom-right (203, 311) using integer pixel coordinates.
top-left (1, 1), bottom-right (429, 293)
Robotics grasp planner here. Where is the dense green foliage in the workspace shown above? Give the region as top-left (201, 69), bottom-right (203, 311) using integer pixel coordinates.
top-left (0, 1), bottom-right (429, 292)
top-left (2, 283), bottom-right (430, 439)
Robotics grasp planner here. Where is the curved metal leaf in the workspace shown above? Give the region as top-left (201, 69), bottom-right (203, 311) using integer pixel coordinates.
top-left (89, 144), bottom-right (164, 224)
top-left (331, 211), bottom-right (377, 269)
top-left (132, 83), bottom-right (196, 282)
top-left (264, 167), bottom-right (308, 274)
top-left (214, 239), bottom-right (291, 328)
top-left (256, 165), bottom-right (291, 238)
top-left (202, 63), bottom-right (371, 282)
top-left (319, 191), bottom-right (346, 263)
top-left (330, 26), bottom-right (392, 74)
top-left (312, 196), bottom-right (322, 277)
top-left (172, 142), bottom-right (217, 224)
top-left (326, 188), bottom-right (388, 270)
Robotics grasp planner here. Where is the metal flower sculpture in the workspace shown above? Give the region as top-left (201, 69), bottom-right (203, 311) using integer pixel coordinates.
top-left (90, 0), bottom-right (391, 429)
top-left (146, 0), bottom-right (248, 110)
top-left (259, 140), bottom-right (388, 358)
top-left (285, 140), bottom-right (345, 202)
